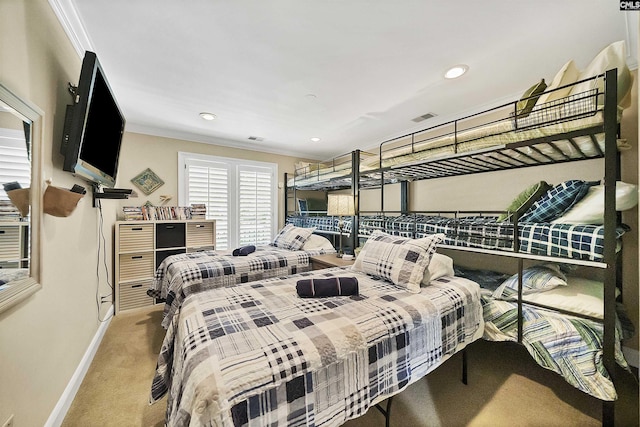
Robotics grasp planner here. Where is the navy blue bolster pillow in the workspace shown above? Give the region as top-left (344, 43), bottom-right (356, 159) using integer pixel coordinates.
top-left (296, 277), bottom-right (359, 297)
top-left (232, 245), bottom-right (256, 256)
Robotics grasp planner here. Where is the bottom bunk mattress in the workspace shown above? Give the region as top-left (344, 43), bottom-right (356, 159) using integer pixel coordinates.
top-left (455, 266), bottom-right (631, 401)
top-left (359, 214), bottom-right (626, 262)
top-left (149, 246), bottom-right (335, 328)
top-left (150, 268), bottom-right (483, 426)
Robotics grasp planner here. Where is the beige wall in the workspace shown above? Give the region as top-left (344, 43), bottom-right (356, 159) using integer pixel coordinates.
top-left (0, 1), bottom-right (115, 426)
top-left (115, 132), bottom-right (302, 227)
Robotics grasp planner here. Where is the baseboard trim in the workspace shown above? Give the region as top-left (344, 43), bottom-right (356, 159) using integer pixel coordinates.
top-left (622, 346), bottom-right (639, 368)
top-left (44, 305), bottom-right (114, 427)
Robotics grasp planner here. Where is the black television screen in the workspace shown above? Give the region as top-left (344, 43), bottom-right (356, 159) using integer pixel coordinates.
top-left (61, 51), bottom-right (125, 188)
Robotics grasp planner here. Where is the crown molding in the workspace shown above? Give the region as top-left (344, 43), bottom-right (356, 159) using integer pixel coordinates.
top-left (48, 0), bottom-right (93, 58)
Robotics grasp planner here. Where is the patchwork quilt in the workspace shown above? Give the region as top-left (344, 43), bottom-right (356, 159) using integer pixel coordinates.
top-left (149, 246), bottom-right (334, 328)
top-left (358, 214), bottom-right (626, 262)
top-left (482, 298), bottom-right (629, 401)
top-left (150, 268), bottom-right (483, 426)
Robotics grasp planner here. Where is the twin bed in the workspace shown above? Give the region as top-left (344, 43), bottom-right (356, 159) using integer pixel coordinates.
top-left (149, 42), bottom-right (633, 426)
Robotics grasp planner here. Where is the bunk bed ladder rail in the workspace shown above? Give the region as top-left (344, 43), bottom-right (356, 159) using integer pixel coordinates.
top-left (601, 67), bottom-right (618, 427)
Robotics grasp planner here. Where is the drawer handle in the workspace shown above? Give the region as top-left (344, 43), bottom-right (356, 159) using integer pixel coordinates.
top-left (0, 230), bottom-right (4, 234)
top-left (131, 227), bottom-right (143, 231)
top-left (196, 224), bottom-right (204, 228)
top-left (131, 255), bottom-right (143, 259)
top-left (131, 284), bottom-right (142, 288)
top-left (165, 225), bottom-right (175, 229)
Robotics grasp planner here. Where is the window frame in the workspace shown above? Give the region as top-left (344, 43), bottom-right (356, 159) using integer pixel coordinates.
top-left (178, 151), bottom-right (278, 249)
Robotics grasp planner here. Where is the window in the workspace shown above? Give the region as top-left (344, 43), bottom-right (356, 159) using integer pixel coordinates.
top-left (178, 152), bottom-right (278, 250)
top-left (0, 128), bottom-right (30, 201)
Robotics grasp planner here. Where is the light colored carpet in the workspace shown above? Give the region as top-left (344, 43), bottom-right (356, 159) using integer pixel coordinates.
top-left (62, 305), bottom-right (638, 427)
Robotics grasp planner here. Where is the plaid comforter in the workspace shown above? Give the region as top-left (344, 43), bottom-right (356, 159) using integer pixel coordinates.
top-left (150, 268), bottom-right (483, 426)
top-left (482, 298), bottom-right (628, 401)
top-left (359, 214), bottom-right (626, 262)
top-left (150, 246), bottom-right (334, 328)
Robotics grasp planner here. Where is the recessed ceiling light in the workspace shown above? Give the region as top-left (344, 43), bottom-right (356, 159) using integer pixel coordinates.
top-left (444, 65), bottom-right (469, 79)
top-left (199, 112), bottom-right (216, 121)
top-left (310, 137), bottom-right (321, 142)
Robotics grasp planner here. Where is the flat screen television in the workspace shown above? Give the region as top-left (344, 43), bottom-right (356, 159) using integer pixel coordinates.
top-left (61, 51), bottom-right (125, 188)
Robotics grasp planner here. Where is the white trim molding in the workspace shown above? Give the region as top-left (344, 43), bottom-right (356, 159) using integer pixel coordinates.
top-left (44, 305), bottom-right (114, 427)
top-left (48, 0), bottom-right (94, 58)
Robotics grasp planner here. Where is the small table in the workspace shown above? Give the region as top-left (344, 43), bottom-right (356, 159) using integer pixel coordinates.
top-left (310, 253), bottom-right (355, 270)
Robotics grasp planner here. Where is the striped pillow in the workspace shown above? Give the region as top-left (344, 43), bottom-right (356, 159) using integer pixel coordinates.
top-left (352, 230), bottom-right (444, 293)
top-left (272, 224), bottom-right (315, 250)
top-left (492, 264), bottom-right (567, 298)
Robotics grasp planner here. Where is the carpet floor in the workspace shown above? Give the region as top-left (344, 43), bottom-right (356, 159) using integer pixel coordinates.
top-left (62, 305), bottom-right (639, 427)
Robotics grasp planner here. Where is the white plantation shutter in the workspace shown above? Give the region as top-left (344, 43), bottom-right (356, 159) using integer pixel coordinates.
top-left (179, 152), bottom-right (277, 250)
top-left (0, 129), bottom-right (30, 201)
top-left (238, 166), bottom-right (274, 246)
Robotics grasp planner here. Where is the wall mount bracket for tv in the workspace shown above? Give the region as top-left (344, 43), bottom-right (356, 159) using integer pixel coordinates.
top-left (92, 183), bottom-right (132, 207)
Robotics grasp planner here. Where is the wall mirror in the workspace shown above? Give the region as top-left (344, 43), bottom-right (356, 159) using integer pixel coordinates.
top-left (0, 83), bottom-right (42, 314)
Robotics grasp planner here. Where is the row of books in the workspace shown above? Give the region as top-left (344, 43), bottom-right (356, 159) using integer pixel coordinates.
top-left (0, 200), bottom-right (22, 221)
top-left (122, 205), bottom-right (207, 221)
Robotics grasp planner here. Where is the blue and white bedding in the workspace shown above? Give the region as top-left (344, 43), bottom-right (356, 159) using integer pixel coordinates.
top-left (455, 265), bottom-right (631, 401)
top-left (150, 268), bottom-right (483, 426)
top-left (149, 246), bottom-right (335, 328)
top-left (358, 214), bottom-right (626, 262)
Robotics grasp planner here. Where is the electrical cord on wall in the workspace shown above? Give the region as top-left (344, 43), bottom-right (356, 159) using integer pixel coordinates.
top-left (96, 199), bottom-right (114, 323)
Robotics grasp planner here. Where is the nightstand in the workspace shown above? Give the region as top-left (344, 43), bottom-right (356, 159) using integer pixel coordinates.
top-left (310, 253), bottom-right (355, 270)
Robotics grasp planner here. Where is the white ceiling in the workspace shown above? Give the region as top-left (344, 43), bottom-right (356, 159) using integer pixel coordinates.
top-left (53, 1), bottom-right (637, 160)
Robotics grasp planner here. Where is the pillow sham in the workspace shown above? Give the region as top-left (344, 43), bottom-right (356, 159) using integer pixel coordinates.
top-left (552, 181), bottom-right (638, 225)
top-left (492, 264), bottom-right (567, 298)
top-left (301, 233), bottom-right (335, 251)
top-left (516, 79), bottom-right (547, 118)
top-left (519, 179), bottom-right (593, 223)
top-left (498, 181), bottom-right (551, 222)
top-left (271, 224), bottom-right (315, 250)
top-left (352, 230), bottom-right (444, 293)
top-left (536, 59), bottom-right (580, 106)
top-left (421, 252), bottom-right (455, 286)
top-left (568, 40), bottom-right (632, 107)
top-left (523, 276), bottom-right (618, 320)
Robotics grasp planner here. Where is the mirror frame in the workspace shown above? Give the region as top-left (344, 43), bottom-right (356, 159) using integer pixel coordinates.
top-left (0, 82), bottom-right (43, 313)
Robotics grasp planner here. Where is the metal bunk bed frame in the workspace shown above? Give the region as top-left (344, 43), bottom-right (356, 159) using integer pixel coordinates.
top-left (359, 68), bottom-right (621, 426)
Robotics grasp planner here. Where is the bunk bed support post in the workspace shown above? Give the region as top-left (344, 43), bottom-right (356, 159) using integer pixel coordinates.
top-left (352, 150), bottom-right (360, 251)
top-left (400, 181), bottom-right (408, 214)
top-left (601, 68), bottom-right (618, 427)
top-left (284, 172), bottom-right (289, 222)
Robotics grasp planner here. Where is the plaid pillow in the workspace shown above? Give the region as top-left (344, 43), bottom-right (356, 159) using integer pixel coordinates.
top-left (352, 230), bottom-right (444, 293)
top-left (519, 180), bottom-right (592, 223)
top-left (272, 224), bottom-right (315, 250)
top-left (492, 264), bottom-right (567, 298)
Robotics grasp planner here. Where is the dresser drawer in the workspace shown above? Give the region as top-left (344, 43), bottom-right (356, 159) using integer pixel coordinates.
top-left (118, 252), bottom-right (154, 281)
top-left (186, 221), bottom-right (215, 248)
top-left (118, 281), bottom-right (153, 311)
top-left (156, 222), bottom-right (186, 249)
top-left (118, 223), bottom-right (154, 252)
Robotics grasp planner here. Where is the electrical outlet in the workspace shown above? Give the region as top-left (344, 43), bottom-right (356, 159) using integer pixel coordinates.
top-left (2, 414), bottom-right (14, 427)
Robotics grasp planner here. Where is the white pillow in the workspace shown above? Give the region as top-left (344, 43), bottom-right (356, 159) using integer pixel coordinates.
top-left (537, 59), bottom-right (580, 106)
top-left (421, 253), bottom-right (454, 286)
top-left (552, 181), bottom-right (638, 225)
top-left (523, 276), bottom-right (619, 319)
top-left (568, 40), bottom-right (632, 106)
top-left (301, 234), bottom-right (335, 251)
top-left (271, 224), bottom-right (315, 250)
